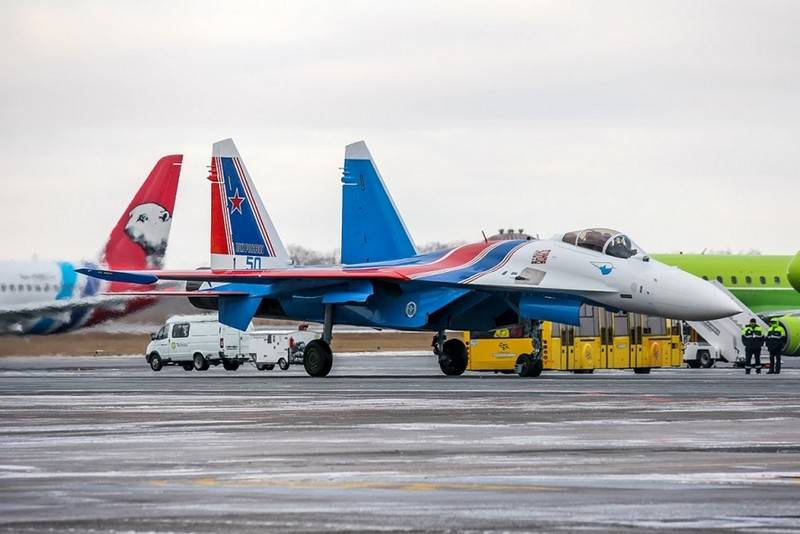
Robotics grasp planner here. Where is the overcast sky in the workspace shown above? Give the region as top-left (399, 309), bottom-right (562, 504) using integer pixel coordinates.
top-left (1, 1), bottom-right (798, 268)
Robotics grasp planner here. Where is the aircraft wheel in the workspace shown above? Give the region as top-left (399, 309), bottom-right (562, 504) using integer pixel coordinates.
top-left (193, 353), bottom-right (209, 371)
top-left (304, 340), bottom-right (333, 377)
top-left (222, 360), bottom-right (240, 371)
top-left (181, 362), bottom-right (194, 371)
top-left (515, 354), bottom-right (543, 377)
top-left (278, 358), bottom-right (290, 371)
top-left (528, 358), bottom-right (543, 377)
top-left (633, 367), bottom-right (651, 374)
top-left (149, 353), bottom-right (163, 372)
top-left (438, 339), bottom-right (467, 376)
top-left (699, 351), bottom-right (714, 368)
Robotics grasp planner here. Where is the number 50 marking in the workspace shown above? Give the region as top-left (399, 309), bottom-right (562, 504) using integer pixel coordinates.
top-left (246, 256), bottom-right (262, 269)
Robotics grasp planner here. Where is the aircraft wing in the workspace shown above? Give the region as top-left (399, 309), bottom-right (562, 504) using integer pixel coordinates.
top-left (76, 267), bottom-right (410, 285)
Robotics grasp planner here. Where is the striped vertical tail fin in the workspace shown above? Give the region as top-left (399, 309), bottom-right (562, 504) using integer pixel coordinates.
top-left (209, 139), bottom-right (289, 270)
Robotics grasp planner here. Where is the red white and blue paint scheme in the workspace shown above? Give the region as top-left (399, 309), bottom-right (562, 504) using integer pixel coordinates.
top-left (0, 155), bottom-right (182, 335)
top-left (78, 139), bottom-right (738, 376)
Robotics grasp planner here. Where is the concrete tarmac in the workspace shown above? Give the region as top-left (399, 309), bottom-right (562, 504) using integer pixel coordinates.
top-left (1, 355), bottom-right (799, 533)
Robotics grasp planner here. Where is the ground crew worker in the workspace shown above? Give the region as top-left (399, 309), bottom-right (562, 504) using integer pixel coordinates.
top-left (741, 318), bottom-right (764, 375)
top-left (765, 319), bottom-right (787, 374)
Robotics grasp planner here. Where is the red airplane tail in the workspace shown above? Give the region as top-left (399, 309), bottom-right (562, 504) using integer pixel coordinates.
top-left (100, 155), bottom-right (182, 270)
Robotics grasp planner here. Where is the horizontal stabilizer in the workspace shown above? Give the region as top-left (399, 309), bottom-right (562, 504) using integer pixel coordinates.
top-left (77, 267), bottom-right (410, 285)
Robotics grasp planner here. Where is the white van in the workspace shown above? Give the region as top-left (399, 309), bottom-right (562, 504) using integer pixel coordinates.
top-left (145, 315), bottom-right (253, 372)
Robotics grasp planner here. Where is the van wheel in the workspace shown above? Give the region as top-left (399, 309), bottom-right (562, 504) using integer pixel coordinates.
top-left (256, 363), bottom-right (275, 371)
top-left (303, 340), bottom-right (333, 377)
top-left (699, 351), bottom-right (714, 368)
top-left (181, 363), bottom-right (193, 371)
top-left (686, 360), bottom-right (701, 369)
top-left (193, 353), bottom-right (209, 371)
top-left (278, 358), bottom-right (290, 370)
top-left (633, 367), bottom-right (651, 374)
top-left (222, 360), bottom-right (240, 371)
top-left (149, 353), bottom-right (163, 372)
top-left (438, 339), bottom-right (468, 376)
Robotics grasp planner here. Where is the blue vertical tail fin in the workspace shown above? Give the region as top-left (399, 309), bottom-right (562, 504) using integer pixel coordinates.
top-left (341, 141), bottom-right (416, 264)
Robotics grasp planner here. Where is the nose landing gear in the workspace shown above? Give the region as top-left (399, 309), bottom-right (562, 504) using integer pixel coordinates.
top-left (516, 319), bottom-right (544, 377)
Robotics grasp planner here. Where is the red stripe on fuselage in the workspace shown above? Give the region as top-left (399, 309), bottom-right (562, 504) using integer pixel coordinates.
top-left (461, 241), bottom-right (529, 284)
top-left (403, 241), bottom-right (501, 279)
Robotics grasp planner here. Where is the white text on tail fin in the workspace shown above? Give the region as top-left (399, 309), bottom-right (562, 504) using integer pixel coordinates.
top-left (209, 139), bottom-right (289, 270)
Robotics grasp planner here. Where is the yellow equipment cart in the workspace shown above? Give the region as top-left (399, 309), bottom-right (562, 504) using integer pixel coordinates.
top-left (464, 304), bottom-right (683, 375)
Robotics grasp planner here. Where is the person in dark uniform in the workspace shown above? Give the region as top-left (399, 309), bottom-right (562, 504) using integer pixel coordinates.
top-left (765, 319), bottom-right (787, 374)
top-left (741, 318), bottom-right (764, 375)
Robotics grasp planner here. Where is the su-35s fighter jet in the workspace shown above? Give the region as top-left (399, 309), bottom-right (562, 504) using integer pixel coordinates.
top-left (79, 139), bottom-right (739, 376)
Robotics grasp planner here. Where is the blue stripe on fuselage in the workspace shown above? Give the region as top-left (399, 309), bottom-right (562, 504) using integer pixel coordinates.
top-left (342, 248), bottom-right (450, 269)
top-left (416, 240), bottom-right (526, 284)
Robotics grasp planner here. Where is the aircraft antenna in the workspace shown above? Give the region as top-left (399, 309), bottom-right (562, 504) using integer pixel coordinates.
top-left (482, 230), bottom-right (488, 243)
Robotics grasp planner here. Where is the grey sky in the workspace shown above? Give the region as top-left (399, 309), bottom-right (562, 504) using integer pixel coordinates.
top-left (1, 1), bottom-right (798, 268)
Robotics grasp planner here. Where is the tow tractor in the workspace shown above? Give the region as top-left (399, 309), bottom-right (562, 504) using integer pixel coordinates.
top-left (249, 328), bottom-right (319, 371)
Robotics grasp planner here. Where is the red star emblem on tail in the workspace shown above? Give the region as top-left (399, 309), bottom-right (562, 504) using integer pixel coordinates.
top-left (228, 188), bottom-right (246, 214)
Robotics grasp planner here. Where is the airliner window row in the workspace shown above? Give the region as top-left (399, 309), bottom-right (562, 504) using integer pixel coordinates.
top-left (701, 275), bottom-right (781, 285)
top-left (0, 284), bottom-right (56, 292)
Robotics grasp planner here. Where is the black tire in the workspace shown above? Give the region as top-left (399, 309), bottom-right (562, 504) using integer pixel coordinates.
top-left (278, 358), bottom-right (290, 371)
top-left (256, 363), bottom-right (275, 371)
top-left (149, 353), bottom-right (163, 372)
top-left (181, 362), bottom-right (193, 371)
top-left (528, 358), bottom-right (544, 377)
top-left (516, 354), bottom-right (543, 377)
top-left (222, 360), bottom-right (240, 371)
top-left (438, 339), bottom-right (468, 376)
top-left (633, 367), bottom-right (651, 374)
top-left (193, 353), bottom-right (209, 371)
top-left (699, 351), bottom-right (714, 368)
top-left (686, 360), bottom-right (701, 369)
top-left (303, 340), bottom-right (333, 377)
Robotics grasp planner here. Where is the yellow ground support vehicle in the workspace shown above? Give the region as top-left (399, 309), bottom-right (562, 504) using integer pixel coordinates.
top-left (464, 304), bottom-right (683, 375)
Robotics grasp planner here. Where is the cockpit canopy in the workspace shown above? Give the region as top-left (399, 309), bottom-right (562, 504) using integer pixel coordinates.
top-left (561, 228), bottom-right (644, 259)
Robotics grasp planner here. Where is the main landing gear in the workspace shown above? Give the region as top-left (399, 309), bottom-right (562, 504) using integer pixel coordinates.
top-left (515, 319), bottom-right (543, 378)
top-left (303, 304), bottom-right (334, 377)
top-left (434, 330), bottom-right (468, 376)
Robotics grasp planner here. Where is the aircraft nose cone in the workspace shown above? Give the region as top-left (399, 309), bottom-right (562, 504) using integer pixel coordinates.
top-left (693, 281), bottom-right (741, 320)
top-left (654, 267), bottom-right (741, 320)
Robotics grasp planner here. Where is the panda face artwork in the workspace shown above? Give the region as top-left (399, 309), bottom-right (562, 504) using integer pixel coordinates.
top-left (124, 202), bottom-right (172, 267)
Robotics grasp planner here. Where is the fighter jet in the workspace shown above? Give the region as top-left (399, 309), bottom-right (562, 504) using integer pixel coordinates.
top-left (78, 139), bottom-right (739, 376)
